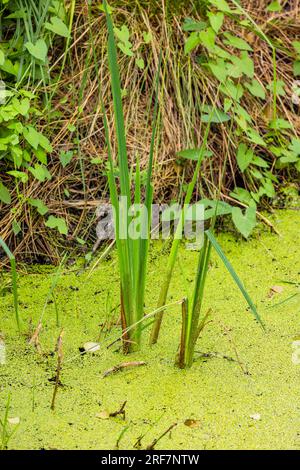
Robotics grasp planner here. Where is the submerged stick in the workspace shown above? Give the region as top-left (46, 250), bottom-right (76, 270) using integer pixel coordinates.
top-left (102, 361), bottom-right (146, 378)
top-left (120, 286), bottom-right (130, 354)
top-left (146, 422), bottom-right (177, 450)
top-left (176, 298), bottom-right (188, 369)
top-left (51, 330), bottom-right (64, 411)
top-left (109, 401), bottom-right (127, 420)
top-left (28, 321), bottom-right (43, 354)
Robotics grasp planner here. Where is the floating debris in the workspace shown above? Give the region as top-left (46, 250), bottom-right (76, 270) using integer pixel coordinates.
top-left (102, 361), bottom-right (146, 378)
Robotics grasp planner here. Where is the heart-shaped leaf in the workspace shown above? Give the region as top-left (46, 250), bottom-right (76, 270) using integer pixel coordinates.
top-left (25, 39), bottom-right (48, 62)
top-left (176, 148), bottom-right (212, 161)
top-left (0, 182), bottom-right (11, 204)
top-left (45, 16), bottom-right (70, 38)
top-left (232, 206), bottom-right (256, 238)
top-left (208, 12), bottom-right (224, 33)
top-left (237, 143), bottom-right (253, 172)
top-left (45, 215), bottom-right (68, 235)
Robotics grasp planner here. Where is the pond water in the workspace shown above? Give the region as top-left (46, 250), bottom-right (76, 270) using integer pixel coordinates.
top-left (0, 209), bottom-right (299, 449)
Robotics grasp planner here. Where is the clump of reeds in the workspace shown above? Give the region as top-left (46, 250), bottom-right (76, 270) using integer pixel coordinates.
top-left (102, 1), bottom-right (160, 352)
top-left (175, 229), bottom-right (264, 368)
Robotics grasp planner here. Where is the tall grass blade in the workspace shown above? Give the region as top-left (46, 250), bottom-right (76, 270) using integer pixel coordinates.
top-left (205, 230), bottom-right (264, 329)
top-left (0, 238), bottom-right (20, 331)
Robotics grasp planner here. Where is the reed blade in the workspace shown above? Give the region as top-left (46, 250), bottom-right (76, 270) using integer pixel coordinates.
top-left (0, 237), bottom-right (20, 331)
top-left (205, 230), bottom-right (264, 329)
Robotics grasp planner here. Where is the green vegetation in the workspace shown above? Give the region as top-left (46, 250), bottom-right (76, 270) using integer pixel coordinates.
top-left (0, 210), bottom-right (299, 449)
top-left (0, 0), bottom-right (299, 450)
top-left (102, 2), bottom-right (160, 351)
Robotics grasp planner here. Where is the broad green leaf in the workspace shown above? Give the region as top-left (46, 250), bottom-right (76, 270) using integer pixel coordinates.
top-left (292, 41), bottom-right (300, 55)
top-left (220, 80), bottom-right (244, 101)
top-left (98, 2), bottom-right (113, 13)
top-left (188, 199), bottom-right (232, 220)
top-left (251, 155), bottom-right (269, 168)
top-left (230, 187), bottom-right (253, 205)
top-left (289, 138), bottom-right (300, 155)
top-left (261, 178), bottom-right (275, 198)
top-left (269, 118), bottom-right (292, 130)
top-left (267, 0), bottom-right (282, 11)
top-left (59, 150), bottom-right (74, 167)
top-left (23, 126), bottom-right (40, 149)
top-left (29, 164), bottom-right (51, 182)
top-left (176, 148), bottom-right (212, 161)
top-left (28, 198), bottom-right (49, 215)
top-left (246, 128), bottom-right (266, 147)
top-left (0, 50), bottom-right (5, 66)
top-left (10, 145), bottom-right (23, 167)
top-left (12, 97), bottom-right (30, 116)
top-left (5, 10), bottom-right (26, 19)
top-left (117, 41), bottom-right (133, 56)
top-left (136, 58), bottom-right (145, 69)
top-left (201, 108), bottom-right (230, 123)
top-left (25, 39), bottom-right (48, 62)
top-left (239, 51), bottom-right (254, 78)
top-left (208, 12), bottom-right (224, 33)
top-left (45, 16), bottom-right (70, 38)
top-left (114, 25), bottom-right (130, 43)
top-left (182, 18), bottom-right (207, 32)
top-left (224, 98), bottom-right (232, 112)
top-left (209, 59), bottom-right (227, 83)
top-left (33, 147), bottom-right (47, 165)
top-left (293, 61), bottom-right (300, 76)
top-left (208, 0), bottom-right (233, 13)
top-left (237, 143), bottom-right (253, 172)
top-left (7, 170), bottom-right (28, 183)
top-left (143, 31), bottom-right (152, 43)
top-left (45, 215), bottom-right (68, 235)
top-left (199, 27), bottom-right (216, 50)
top-left (244, 79), bottom-right (266, 99)
top-left (38, 134), bottom-right (52, 152)
top-left (12, 220), bottom-right (21, 236)
top-left (223, 33), bottom-right (252, 51)
top-left (226, 53), bottom-right (254, 79)
top-left (184, 32), bottom-right (200, 54)
top-left (0, 58), bottom-right (19, 76)
top-left (232, 206), bottom-right (256, 238)
top-left (267, 79), bottom-right (286, 96)
top-left (0, 182), bottom-right (11, 204)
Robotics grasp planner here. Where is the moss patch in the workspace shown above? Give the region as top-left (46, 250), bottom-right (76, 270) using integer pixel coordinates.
top-left (0, 209), bottom-right (300, 450)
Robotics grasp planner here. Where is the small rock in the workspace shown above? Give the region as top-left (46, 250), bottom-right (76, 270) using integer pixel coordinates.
top-left (249, 413), bottom-right (261, 421)
top-left (268, 285), bottom-right (284, 297)
top-left (8, 417), bottom-right (20, 425)
top-left (95, 411), bottom-right (110, 420)
top-left (184, 419), bottom-right (201, 428)
top-left (83, 342), bottom-right (100, 353)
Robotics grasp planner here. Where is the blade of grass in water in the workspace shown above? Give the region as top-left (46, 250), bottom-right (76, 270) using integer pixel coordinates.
top-left (177, 229), bottom-right (264, 368)
top-left (0, 238), bottom-right (20, 331)
top-left (205, 230), bottom-right (264, 329)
